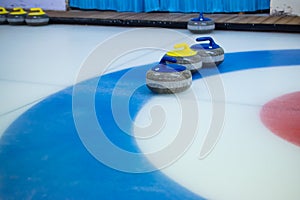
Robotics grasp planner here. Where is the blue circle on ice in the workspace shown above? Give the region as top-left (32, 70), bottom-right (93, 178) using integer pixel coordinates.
top-left (0, 49), bottom-right (300, 199)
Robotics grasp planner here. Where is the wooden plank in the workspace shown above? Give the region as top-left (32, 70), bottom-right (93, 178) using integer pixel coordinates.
top-left (47, 11), bottom-right (69, 17)
top-left (121, 13), bottom-right (142, 20)
top-left (158, 13), bottom-right (178, 21)
top-left (136, 13), bottom-right (160, 21)
top-left (273, 16), bottom-right (295, 24)
top-left (285, 17), bottom-right (300, 25)
top-left (215, 15), bottom-right (238, 23)
top-left (175, 14), bottom-right (193, 22)
top-left (250, 16), bottom-right (271, 24)
top-left (224, 15), bottom-right (268, 24)
top-left (48, 10), bottom-right (115, 19)
top-left (146, 13), bottom-right (170, 20)
top-left (138, 13), bottom-right (169, 21)
top-left (111, 12), bottom-right (137, 19)
top-left (226, 16), bottom-right (257, 23)
top-left (47, 10), bottom-right (300, 31)
top-left (161, 13), bottom-right (187, 22)
top-left (276, 16), bottom-right (300, 25)
top-left (209, 14), bottom-right (231, 22)
top-left (260, 16), bottom-right (283, 24)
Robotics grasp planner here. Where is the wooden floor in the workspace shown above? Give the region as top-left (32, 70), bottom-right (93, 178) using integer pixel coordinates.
top-left (47, 10), bottom-right (300, 32)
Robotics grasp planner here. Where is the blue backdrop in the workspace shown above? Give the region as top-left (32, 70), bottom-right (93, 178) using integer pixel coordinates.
top-left (70, 0), bottom-right (270, 13)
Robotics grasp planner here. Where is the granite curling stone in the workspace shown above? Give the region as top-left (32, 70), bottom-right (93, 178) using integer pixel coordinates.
top-left (146, 56), bottom-right (192, 94)
top-left (190, 37), bottom-right (224, 67)
top-left (7, 7), bottom-right (27, 25)
top-left (165, 43), bottom-right (202, 74)
top-left (0, 7), bottom-right (8, 24)
top-left (187, 12), bottom-right (215, 34)
top-left (26, 8), bottom-right (49, 26)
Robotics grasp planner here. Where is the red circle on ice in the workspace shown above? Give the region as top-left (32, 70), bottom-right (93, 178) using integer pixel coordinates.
top-left (260, 92), bottom-right (300, 147)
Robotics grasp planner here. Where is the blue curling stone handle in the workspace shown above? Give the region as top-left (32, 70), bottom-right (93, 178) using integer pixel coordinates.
top-left (192, 37), bottom-right (221, 50)
top-left (160, 56), bottom-right (177, 64)
top-left (152, 56), bottom-right (187, 73)
top-left (191, 12), bottom-right (212, 22)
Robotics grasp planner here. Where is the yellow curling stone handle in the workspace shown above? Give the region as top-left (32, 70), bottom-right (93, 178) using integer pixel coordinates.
top-left (28, 8), bottom-right (46, 16)
top-left (0, 7), bottom-right (9, 14)
top-left (10, 7), bottom-right (27, 15)
top-left (166, 43), bottom-right (197, 57)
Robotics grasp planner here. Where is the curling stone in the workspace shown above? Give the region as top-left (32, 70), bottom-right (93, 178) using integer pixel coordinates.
top-left (7, 7), bottom-right (27, 25)
top-left (190, 37), bottom-right (224, 67)
top-left (0, 7), bottom-right (8, 24)
top-left (165, 43), bottom-right (202, 73)
top-left (146, 56), bottom-right (192, 94)
top-left (187, 12), bottom-right (215, 34)
top-left (26, 8), bottom-right (49, 26)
